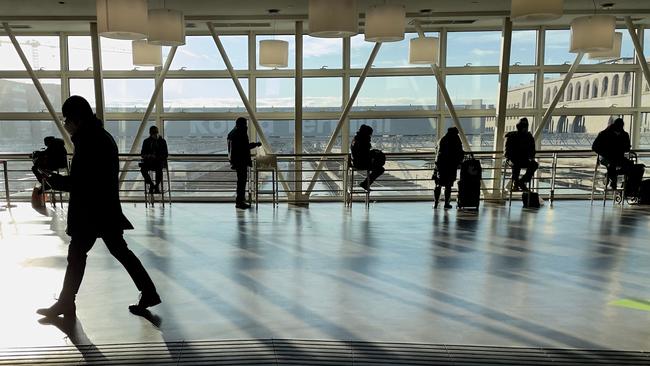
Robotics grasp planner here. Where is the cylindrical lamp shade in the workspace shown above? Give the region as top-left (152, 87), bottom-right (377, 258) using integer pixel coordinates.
top-left (570, 15), bottom-right (616, 53)
top-left (408, 37), bottom-right (439, 65)
top-left (364, 4), bottom-right (405, 42)
top-left (132, 40), bottom-right (162, 66)
top-left (511, 0), bottom-right (563, 22)
top-left (309, 0), bottom-right (358, 38)
top-left (259, 40), bottom-right (289, 68)
top-left (588, 32), bottom-right (623, 59)
top-left (148, 8), bottom-right (186, 46)
top-left (96, 0), bottom-right (148, 40)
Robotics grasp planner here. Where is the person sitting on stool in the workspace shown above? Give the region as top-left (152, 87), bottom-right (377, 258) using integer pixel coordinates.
top-left (31, 136), bottom-right (68, 186)
top-left (227, 117), bottom-right (262, 209)
top-left (433, 127), bottom-right (464, 209)
top-left (140, 126), bottom-right (168, 194)
top-left (504, 118), bottom-right (538, 192)
top-left (592, 117), bottom-right (633, 189)
top-left (351, 124), bottom-right (385, 191)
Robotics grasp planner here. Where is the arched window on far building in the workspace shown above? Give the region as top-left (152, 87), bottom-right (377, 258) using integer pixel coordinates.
top-left (544, 88), bottom-right (551, 104)
top-left (601, 77), bottom-right (609, 97)
top-left (612, 74), bottom-right (619, 96)
top-left (584, 81), bottom-right (590, 99)
top-left (527, 91), bottom-right (533, 107)
top-left (553, 86), bottom-right (558, 101)
top-left (522, 92), bottom-right (526, 108)
top-left (623, 72), bottom-right (631, 94)
top-left (567, 83), bottom-right (573, 101)
top-left (592, 81), bottom-right (598, 98)
top-left (575, 83), bottom-right (582, 100)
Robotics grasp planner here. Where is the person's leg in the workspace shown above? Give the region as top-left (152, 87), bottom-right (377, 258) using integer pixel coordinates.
top-left (606, 163), bottom-right (618, 189)
top-left (154, 166), bottom-right (163, 192)
top-left (32, 165), bottom-right (44, 184)
top-left (521, 160), bottom-right (539, 187)
top-left (434, 185), bottom-right (441, 208)
top-left (443, 183), bottom-right (453, 208)
top-left (37, 235), bottom-right (97, 317)
top-left (140, 164), bottom-right (153, 189)
top-left (235, 167), bottom-right (248, 206)
top-left (510, 164), bottom-right (521, 190)
top-left (102, 234), bottom-right (157, 294)
top-left (368, 165), bottom-right (385, 185)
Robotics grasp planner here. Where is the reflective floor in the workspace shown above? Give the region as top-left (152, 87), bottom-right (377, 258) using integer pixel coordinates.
top-left (1, 200), bottom-right (650, 351)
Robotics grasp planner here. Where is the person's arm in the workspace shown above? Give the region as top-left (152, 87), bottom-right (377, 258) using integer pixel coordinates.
top-left (140, 139), bottom-right (148, 159)
top-left (625, 134), bottom-right (631, 152)
top-left (46, 173), bottom-right (72, 192)
top-left (161, 138), bottom-right (169, 160)
top-left (248, 142), bottom-right (262, 149)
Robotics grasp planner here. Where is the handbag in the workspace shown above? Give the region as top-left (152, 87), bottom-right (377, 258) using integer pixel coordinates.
top-left (31, 184), bottom-right (46, 212)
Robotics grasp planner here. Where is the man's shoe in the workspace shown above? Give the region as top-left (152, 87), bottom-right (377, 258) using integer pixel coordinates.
top-left (37, 300), bottom-right (76, 318)
top-left (129, 292), bottom-right (161, 314)
top-left (359, 181), bottom-right (371, 192)
top-left (235, 202), bottom-right (251, 209)
top-left (444, 204), bottom-right (453, 209)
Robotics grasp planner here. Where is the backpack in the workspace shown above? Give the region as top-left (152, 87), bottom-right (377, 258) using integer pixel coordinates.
top-left (504, 132), bottom-right (517, 160)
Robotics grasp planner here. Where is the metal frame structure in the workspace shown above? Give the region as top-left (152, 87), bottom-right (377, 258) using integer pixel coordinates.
top-left (0, 18), bottom-right (648, 203)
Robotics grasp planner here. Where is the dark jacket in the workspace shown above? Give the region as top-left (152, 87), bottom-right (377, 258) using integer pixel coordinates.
top-left (141, 136), bottom-right (168, 166)
top-left (435, 132), bottom-right (464, 183)
top-left (49, 120), bottom-right (133, 237)
top-left (351, 133), bottom-right (372, 168)
top-left (227, 126), bottom-right (257, 169)
top-left (592, 126), bottom-right (630, 160)
top-left (504, 130), bottom-right (536, 164)
top-left (44, 138), bottom-right (68, 170)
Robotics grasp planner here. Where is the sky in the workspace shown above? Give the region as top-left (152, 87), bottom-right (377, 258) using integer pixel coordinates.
top-left (0, 29), bottom-right (647, 111)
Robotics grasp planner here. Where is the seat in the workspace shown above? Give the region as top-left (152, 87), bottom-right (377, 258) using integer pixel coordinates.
top-left (142, 162), bottom-right (172, 208)
top-left (344, 155), bottom-right (370, 208)
top-left (254, 154), bottom-right (278, 208)
top-left (42, 163), bottom-right (70, 208)
top-left (590, 152), bottom-right (636, 206)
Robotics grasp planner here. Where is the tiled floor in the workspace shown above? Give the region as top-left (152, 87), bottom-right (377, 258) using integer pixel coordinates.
top-left (1, 200), bottom-right (650, 351)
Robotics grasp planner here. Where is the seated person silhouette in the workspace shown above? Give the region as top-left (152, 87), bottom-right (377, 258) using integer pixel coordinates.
top-left (433, 127), bottom-right (464, 209)
top-left (227, 117), bottom-right (262, 209)
top-left (139, 126), bottom-right (168, 194)
top-left (31, 136), bottom-right (68, 189)
top-left (351, 124), bottom-right (385, 191)
top-left (592, 117), bottom-right (633, 189)
top-left (504, 118), bottom-right (538, 192)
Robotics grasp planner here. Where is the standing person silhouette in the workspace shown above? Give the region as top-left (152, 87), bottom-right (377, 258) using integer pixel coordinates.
top-left (227, 117), bottom-right (262, 209)
top-left (37, 95), bottom-right (160, 318)
top-left (433, 127), bottom-right (464, 209)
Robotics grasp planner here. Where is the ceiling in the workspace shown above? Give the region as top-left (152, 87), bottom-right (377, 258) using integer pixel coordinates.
top-left (0, 0), bottom-right (649, 33)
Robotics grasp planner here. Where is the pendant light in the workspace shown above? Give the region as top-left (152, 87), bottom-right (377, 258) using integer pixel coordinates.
top-left (588, 31), bottom-right (622, 59)
top-left (408, 37), bottom-right (439, 65)
top-left (132, 40), bottom-right (162, 66)
top-left (96, 0), bottom-right (149, 40)
top-left (148, 8), bottom-right (186, 46)
top-left (364, 4), bottom-right (406, 42)
top-left (309, 0), bottom-right (358, 38)
top-left (259, 9), bottom-right (289, 68)
top-left (511, 0), bottom-right (563, 22)
top-left (570, 15), bottom-right (616, 53)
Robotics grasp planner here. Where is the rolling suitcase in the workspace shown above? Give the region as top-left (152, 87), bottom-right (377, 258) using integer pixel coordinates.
top-left (457, 156), bottom-right (482, 209)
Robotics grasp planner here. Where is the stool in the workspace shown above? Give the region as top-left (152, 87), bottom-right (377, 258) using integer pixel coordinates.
top-left (254, 154), bottom-right (278, 208)
top-left (502, 159), bottom-right (538, 207)
top-left (42, 166), bottom-right (69, 208)
top-left (344, 155), bottom-right (370, 208)
top-left (590, 154), bottom-right (634, 206)
top-left (143, 163), bottom-right (172, 207)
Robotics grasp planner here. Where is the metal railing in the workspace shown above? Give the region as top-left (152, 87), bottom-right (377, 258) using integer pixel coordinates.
top-left (1, 149), bottom-right (650, 204)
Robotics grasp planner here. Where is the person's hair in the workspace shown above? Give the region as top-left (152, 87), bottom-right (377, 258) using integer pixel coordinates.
top-left (43, 136), bottom-right (55, 146)
top-left (612, 117), bottom-right (624, 130)
top-left (516, 117), bottom-right (529, 131)
top-left (447, 127), bottom-right (459, 135)
top-left (62, 95), bottom-right (100, 127)
top-left (149, 125), bottom-right (159, 134)
top-left (235, 117), bottom-right (247, 128)
top-left (358, 124), bottom-right (373, 135)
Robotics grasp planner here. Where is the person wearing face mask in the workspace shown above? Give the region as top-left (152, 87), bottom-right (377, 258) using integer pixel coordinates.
top-left (227, 117), bottom-right (262, 209)
top-left (37, 95), bottom-right (160, 318)
top-left (592, 117), bottom-right (633, 189)
top-left (504, 117), bottom-right (538, 192)
top-left (139, 125), bottom-right (168, 194)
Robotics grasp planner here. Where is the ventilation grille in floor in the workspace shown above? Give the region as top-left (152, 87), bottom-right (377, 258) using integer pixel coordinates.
top-left (1, 339), bottom-right (649, 365)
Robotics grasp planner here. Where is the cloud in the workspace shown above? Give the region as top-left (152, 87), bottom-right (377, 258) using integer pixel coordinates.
top-left (303, 38), bottom-right (342, 58)
top-left (472, 48), bottom-right (498, 57)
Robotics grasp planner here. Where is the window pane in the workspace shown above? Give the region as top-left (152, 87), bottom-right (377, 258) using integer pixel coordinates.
top-left (351, 118), bottom-right (437, 152)
top-left (101, 38), bottom-right (158, 70)
top-left (68, 36), bottom-right (93, 70)
top-left (104, 120), bottom-right (149, 153)
top-left (640, 113), bottom-right (650, 149)
top-left (511, 30), bottom-right (537, 65)
top-left (446, 74), bottom-right (498, 108)
top-left (165, 120), bottom-right (234, 154)
top-left (171, 35), bottom-right (247, 70)
top-left (351, 32), bottom-right (439, 68)
top-left (303, 36), bottom-right (341, 69)
top-left (544, 72), bottom-right (633, 108)
top-left (540, 114), bottom-right (630, 150)
top-left (0, 36), bottom-right (60, 70)
top-left (304, 77), bottom-right (341, 111)
top-left (0, 79), bottom-right (61, 112)
top-left (163, 79), bottom-right (247, 112)
top-left (105, 79), bottom-right (155, 112)
top-left (0, 121), bottom-right (61, 152)
top-left (351, 76), bottom-right (437, 111)
top-left (257, 78), bottom-right (294, 111)
top-left (444, 116), bottom-right (493, 151)
top-left (545, 29), bottom-right (636, 65)
top-left (507, 74), bottom-right (536, 109)
top-left (69, 79), bottom-right (96, 109)
top-left (259, 120), bottom-right (294, 154)
top-left (447, 31), bottom-right (501, 67)
top-left (256, 35), bottom-right (295, 69)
